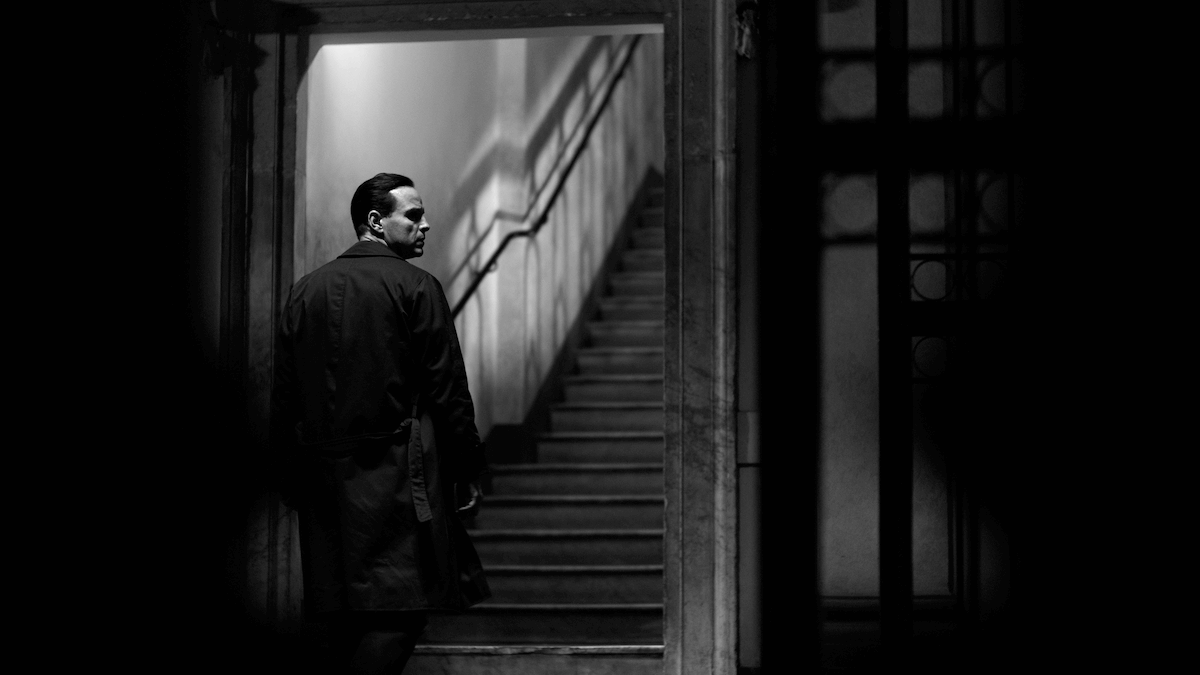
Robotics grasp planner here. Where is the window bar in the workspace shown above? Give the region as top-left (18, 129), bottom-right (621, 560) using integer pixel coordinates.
top-left (960, 0), bottom-right (983, 623)
top-left (1005, 0), bottom-right (1016, 274)
top-left (877, 0), bottom-right (913, 660)
top-left (941, 0), bottom-right (966, 609)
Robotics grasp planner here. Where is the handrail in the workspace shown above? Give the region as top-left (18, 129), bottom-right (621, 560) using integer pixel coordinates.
top-left (450, 34), bottom-right (644, 319)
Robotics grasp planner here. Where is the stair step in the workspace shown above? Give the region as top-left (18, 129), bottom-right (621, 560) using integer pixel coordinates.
top-left (537, 432), bottom-right (663, 463)
top-left (474, 495), bottom-right (663, 529)
top-left (621, 249), bottom-right (664, 272)
top-left (597, 297), bottom-right (663, 321)
top-left (483, 565), bottom-right (662, 603)
top-left (586, 321), bottom-right (663, 347)
top-left (638, 206), bottom-right (664, 228)
top-left (576, 347), bottom-right (663, 374)
top-left (630, 227), bottom-right (664, 249)
top-left (646, 186), bottom-right (665, 208)
top-left (550, 402), bottom-right (663, 432)
top-left (468, 529), bottom-right (663, 565)
top-left (423, 604), bottom-right (662, 644)
top-left (609, 271), bottom-right (664, 296)
top-left (490, 463), bottom-right (663, 495)
top-left (407, 647), bottom-right (663, 675)
top-left (563, 374), bottom-right (663, 402)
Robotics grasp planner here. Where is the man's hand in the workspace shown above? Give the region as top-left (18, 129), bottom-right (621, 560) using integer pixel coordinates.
top-left (456, 480), bottom-right (482, 518)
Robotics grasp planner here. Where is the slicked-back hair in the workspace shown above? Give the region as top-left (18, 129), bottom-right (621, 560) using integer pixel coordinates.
top-left (351, 173), bottom-right (415, 235)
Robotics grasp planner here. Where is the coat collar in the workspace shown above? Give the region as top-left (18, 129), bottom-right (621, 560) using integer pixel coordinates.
top-left (338, 239), bottom-right (405, 260)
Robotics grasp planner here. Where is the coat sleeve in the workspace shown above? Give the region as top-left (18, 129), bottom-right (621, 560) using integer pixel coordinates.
top-left (409, 274), bottom-right (487, 482)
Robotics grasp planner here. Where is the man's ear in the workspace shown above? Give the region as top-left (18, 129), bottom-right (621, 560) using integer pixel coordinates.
top-left (366, 209), bottom-right (384, 232)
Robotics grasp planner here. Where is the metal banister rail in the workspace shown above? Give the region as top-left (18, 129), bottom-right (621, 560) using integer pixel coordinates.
top-left (450, 34), bottom-right (644, 319)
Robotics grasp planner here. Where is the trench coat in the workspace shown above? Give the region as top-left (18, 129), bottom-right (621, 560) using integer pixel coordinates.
top-left (271, 239), bottom-right (490, 614)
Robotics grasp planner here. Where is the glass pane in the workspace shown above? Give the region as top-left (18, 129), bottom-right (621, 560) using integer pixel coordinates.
top-left (910, 173), bottom-right (946, 235)
top-left (912, 380), bottom-right (950, 596)
top-left (822, 60), bottom-right (877, 121)
top-left (819, 246), bottom-right (880, 595)
top-left (973, 0), bottom-right (1007, 47)
top-left (822, 173), bottom-right (878, 237)
top-left (820, 0), bottom-right (876, 50)
top-left (909, 60), bottom-right (944, 118)
top-left (912, 336), bottom-right (951, 379)
top-left (911, 257), bottom-right (955, 302)
top-left (976, 172), bottom-right (1009, 234)
top-left (976, 59), bottom-right (1007, 118)
top-left (908, 0), bottom-right (943, 48)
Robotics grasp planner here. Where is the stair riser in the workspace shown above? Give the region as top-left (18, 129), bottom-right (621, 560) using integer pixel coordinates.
top-left (422, 610), bottom-right (662, 644)
top-left (472, 537), bottom-right (663, 565)
top-left (406, 654), bottom-right (662, 675)
top-left (638, 211), bottom-right (664, 228)
top-left (538, 439), bottom-right (662, 463)
top-left (609, 277), bottom-right (664, 296)
top-left (576, 352), bottom-right (663, 375)
top-left (631, 228), bottom-right (664, 249)
top-left (486, 573), bottom-right (662, 603)
top-left (490, 470), bottom-right (663, 495)
top-left (621, 251), bottom-right (664, 271)
top-left (551, 408), bottom-right (663, 432)
top-left (563, 381), bottom-right (663, 402)
top-left (475, 503), bottom-right (663, 529)
top-left (586, 325), bottom-right (663, 347)
top-left (596, 302), bottom-right (663, 321)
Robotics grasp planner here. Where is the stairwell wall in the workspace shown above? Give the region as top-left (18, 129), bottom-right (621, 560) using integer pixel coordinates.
top-left (487, 33), bottom-right (664, 436)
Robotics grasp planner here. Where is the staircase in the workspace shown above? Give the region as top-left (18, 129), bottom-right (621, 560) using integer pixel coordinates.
top-left (410, 185), bottom-right (666, 674)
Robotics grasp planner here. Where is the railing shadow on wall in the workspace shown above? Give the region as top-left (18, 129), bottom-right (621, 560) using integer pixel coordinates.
top-left (443, 33), bottom-right (661, 458)
top-left (446, 35), bottom-right (643, 318)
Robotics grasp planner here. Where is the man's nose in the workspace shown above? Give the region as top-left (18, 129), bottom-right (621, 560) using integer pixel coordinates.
top-left (420, 219), bottom-right (431, 231)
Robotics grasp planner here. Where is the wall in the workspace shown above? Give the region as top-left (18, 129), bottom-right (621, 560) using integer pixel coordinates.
top-left (490, 34), bottom-right (664, 427)
top-left (300, 31), bottom-right (664, 440)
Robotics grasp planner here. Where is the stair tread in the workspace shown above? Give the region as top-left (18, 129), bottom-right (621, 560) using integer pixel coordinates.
top-left (586, 319), bottom-right (664, 327)
top-left (491, 463), bottom-right (662, 472)
top-left (484, 565), bottom-right (662, 574)
top-left (538, 431), bottom-right (663, 439)
top-left (446, 603), bottom-right (663, 612)
top-left (467, 529), bottom-right (663, 538)
top-left (413, 645), bottom-right (663, 655)
top-left (550, 401), bottom-right (663, 410)
top-left (485, 495), bottom-right (662, 504)
top-left (600, 296), bottom-right (662, 303)
top-left (577, 346), bottom-right (663, 353)
top-left (563, 374), bottom-right (663, 382)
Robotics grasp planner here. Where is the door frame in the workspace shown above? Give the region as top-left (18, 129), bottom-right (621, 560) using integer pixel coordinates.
top-left (230, 2), bottom-right (739, 673)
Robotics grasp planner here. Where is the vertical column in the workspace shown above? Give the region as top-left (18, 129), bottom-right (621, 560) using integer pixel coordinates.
top-left (664, 1), bottom-right (741, 673)
top-left (244, 25), bottom-right (303, 631)
top-left (758, 0), bottom-right (821, 672)
top-left (876, 0), bottom-right (913, 660)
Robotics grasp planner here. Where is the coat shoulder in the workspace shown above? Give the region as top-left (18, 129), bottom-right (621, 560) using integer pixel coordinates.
top-left (295, 252), bottom-right (437, 296)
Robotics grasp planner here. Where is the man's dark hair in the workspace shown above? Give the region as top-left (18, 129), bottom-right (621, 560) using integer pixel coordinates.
top-left (351, 173), bottom-right (415, 235)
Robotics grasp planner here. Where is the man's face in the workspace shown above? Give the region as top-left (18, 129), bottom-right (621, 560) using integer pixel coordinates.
top-left (377, 186), bottom-right (429, 259)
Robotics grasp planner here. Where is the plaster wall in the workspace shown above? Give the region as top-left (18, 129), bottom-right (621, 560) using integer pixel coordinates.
top-left (493, 34), bottom-right (664, 426)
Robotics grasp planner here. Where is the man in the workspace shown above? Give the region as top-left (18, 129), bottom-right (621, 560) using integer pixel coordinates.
top-left (272, 173), bottom-right (490, 674)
